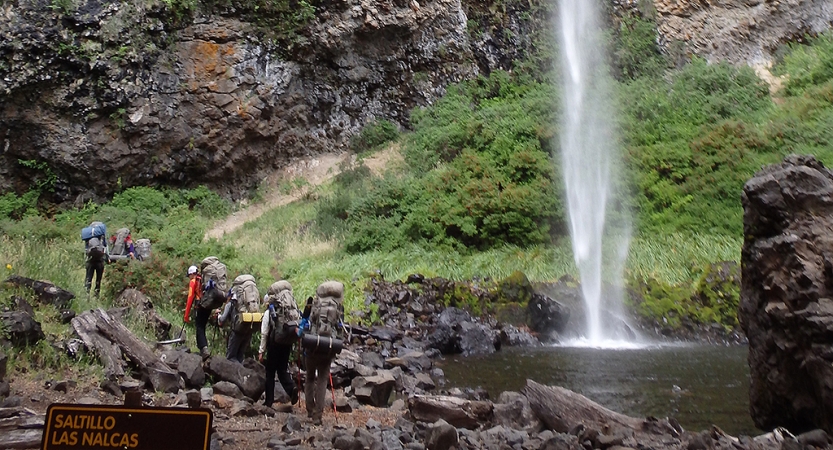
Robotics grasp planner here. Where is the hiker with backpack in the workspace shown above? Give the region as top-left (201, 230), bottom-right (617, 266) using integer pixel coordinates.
top-left (258, 280), bottom-right (301, 407)
top-left (108, 228), bottom-right (135, 261)
top-left (186, 257), bottom-right (229, 358)
top-left (81, 222), bottom-right (109, 298)
top-left (218, 274), bottom-right (262, 363)
top-left (301, 281), bottom-right (345, 426)
top-left (183, 265), bottom-right (212, 358)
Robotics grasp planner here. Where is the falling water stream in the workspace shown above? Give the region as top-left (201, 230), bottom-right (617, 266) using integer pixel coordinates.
top-left (558, 0), bottom-right (629, 344)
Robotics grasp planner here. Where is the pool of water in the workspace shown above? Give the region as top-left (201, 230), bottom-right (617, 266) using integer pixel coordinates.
top-left (438, 343), bottom-right (758, 436)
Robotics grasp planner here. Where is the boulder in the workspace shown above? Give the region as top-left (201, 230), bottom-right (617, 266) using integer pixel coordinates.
top-left (212, 381), bottom-right (246, 400)
top-left (0, 311), bottom-right (44, 346)
top-left (206, 357), bottom-right (265, 401)
top-left (4, 276), bottom-right (74, 309)
top-left (527, 293), bottom-right (571, 341)
top-left (740, 155), bottom-right (833, 434)
top-left (385, 351), bottom-right (431, 372)
top-left (425, 308), bottom-right (498, 356)
top-left (408, 395), bottom-right (493, 429)
top-left (494, 391), bottom-right (542, 433)
top-left (499, 324), bottom-right (541, 347)
top-left (351, 372), bottom-right (396, 407)
top-left (161, 349), bottom-right (204, 387)
top-left (424, 419), bottom-right (458, 450)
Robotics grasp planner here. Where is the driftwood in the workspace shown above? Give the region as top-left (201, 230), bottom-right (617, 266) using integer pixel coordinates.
top-left (71, 309), bottom-right (181, 392)
top-left (408, 395), bottom-right (494, 429)
top-left (0, 429), bottom-right (43, 449)
top-left (4, 275), bottom-right (74, 309)
top-left (0, 407), bottom-right (43, 449)
top-left (521, 379), bottom-right (643, 433)
top-left (0, 415), bottom-right (44, 430)
top-left (71, 311), bottom-right (125, 378)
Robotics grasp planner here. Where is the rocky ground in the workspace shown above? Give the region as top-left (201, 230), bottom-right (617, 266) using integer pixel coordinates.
top-left (5, 273), bottom-right (823, 450)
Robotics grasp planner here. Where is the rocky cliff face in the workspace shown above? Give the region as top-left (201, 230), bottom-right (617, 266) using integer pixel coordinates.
top-left (740, 155), bottom-right (833, 434)
top-left (0, 0), bottom-right (537, 202)
top-left (1, 0), bottom-right (831, 202)
top-left (649, 0), bottom-right (833, 65)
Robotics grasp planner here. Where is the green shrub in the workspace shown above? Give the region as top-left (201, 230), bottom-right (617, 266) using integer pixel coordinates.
top-left (350, 119), bottom-right (399, 154)
top-left (777, 32), bottom-right (833, 96)
top-left (611, 14), bottom-right (666, 80)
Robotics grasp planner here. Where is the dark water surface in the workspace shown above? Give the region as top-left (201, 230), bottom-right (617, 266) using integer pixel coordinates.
top-left (438, 344), bottom-right (758, 436)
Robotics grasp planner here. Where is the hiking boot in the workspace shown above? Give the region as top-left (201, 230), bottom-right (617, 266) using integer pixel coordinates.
top-left (311, 417), bottom-right (322, 426)
top-left (290, 391), bottom-right (299, 405)
top-left (200, 347), bottom-right (211, 360)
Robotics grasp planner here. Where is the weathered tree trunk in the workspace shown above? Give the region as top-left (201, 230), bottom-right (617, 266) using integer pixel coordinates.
top-left (0, 407), bottom-right (43, 449)
top-left (4, 275), bottom-right (74, 309)
top-left (408, 395), bottom-right (494, 429)
top-left (521, 379), bottom-right (642, 433)
top-left (72, 309), bottom-right (181, 392)
top-left (91, 309), bottom-right (182, 393)
top-left (0, 429), bottom-right (43, 449)
top-left (71, 311), bottom-right (125, 378)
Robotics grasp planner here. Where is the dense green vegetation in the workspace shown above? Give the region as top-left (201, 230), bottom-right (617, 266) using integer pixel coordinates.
top-left (3, 16), bottom-right (833, 378)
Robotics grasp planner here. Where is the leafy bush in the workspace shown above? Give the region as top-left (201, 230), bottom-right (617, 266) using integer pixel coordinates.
top-left (611, 14), bottom-right (666, 80)
top-left (338, 71), bottom-right (562, 252)
top-left (776, 32), bottom-right (833, 96)
top-left (0, 191), bottom-right (40, 220)
top-left (350, 119), bottom-right (399, 154)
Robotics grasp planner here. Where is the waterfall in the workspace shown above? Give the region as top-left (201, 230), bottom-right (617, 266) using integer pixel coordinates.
top-left (558, 0), bottom-right (631, 344)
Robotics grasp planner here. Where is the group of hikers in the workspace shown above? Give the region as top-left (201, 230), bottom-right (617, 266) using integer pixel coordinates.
top-left (81, 221), bottom-right (345, 424)
top-left (81, 222), bottom-right (140, 297)
top-left (183, 257), bottom-right (345, 425)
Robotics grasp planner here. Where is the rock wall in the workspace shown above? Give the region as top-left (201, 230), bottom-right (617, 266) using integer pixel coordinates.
top-left (1, 0), bottom-right (832, 202)
top-left (648, 0), bottom-right (833, 65)
top-left (740, 155), bottom-right (833, 434)
top-left (0, 0), bottom-right (537, 202)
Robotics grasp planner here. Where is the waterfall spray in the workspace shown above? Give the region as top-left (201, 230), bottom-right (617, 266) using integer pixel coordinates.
top-left (558, 0), bottom-right (630, 344)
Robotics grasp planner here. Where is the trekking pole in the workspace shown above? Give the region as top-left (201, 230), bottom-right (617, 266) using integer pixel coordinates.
top-left (329, 372), bottom-right (338, 423)
top-left (296, 348), bottom-right (304, 409)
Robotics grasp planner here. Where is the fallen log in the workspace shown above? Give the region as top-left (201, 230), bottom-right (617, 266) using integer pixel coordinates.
top-left (92, 308), bottom-right (182, 394)
top-left (71, 312), bottom-right (125, 378)
top-left (0, 429), bottom-right (43, 449)
top-left (408, 395), bottom-right (493, 429)
top-left (0, 414), bottom-right (45, 431)
top-left (0, 407), bottom-right (43, 449)
top-left (521, 379), bottom-right (642, 433)
top-left (72, 309), bottom-right (181, 393)
top-left (4, 275), bottom-right (74, 309)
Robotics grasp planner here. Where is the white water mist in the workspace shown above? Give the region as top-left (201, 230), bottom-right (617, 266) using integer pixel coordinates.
top-left (557, 0), bottom-right (630, 343)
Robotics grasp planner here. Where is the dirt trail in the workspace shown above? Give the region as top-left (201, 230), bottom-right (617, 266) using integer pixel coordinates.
top-left (204, 146), bottom-right (401, 241)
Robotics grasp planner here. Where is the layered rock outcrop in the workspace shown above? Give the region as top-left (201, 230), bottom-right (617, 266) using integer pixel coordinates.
top-left (648, 0), bottom-right (833, 65)
top-left (740, 154), bottom-right (833, 434)
top-left (0, 0), bottom-right (536, 202)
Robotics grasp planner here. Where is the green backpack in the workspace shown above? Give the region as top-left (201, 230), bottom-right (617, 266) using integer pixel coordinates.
top-left (230, 274), bottom-right (262, 333)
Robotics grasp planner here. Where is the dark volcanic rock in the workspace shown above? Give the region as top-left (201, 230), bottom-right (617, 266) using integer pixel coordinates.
top-left (0, 311), bottom-right (44, 346)
top-left (425, 308), bottom-right (498, 356)
top-left (206, 356), bottom-right (265, 401)
top-left (740, 154), bottom-right (833, 434)
top-left (527, 293), bottom-right (571, 341)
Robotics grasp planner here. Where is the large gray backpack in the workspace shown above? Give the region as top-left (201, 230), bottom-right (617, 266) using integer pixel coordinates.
top-left (111, 228), bottom-right (131, 256)
top-left (310, 281), bottom-right (344, 338)
top-left (267, 281), bottom-right (300, 345)
top-left (230, 274), bottom-right (262, 333)
top-left (199, 256), bottom-right (228, 310)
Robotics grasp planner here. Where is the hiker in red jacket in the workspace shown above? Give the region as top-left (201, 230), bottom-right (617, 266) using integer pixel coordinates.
top-left (183, 265), bottom-right (211, 358)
